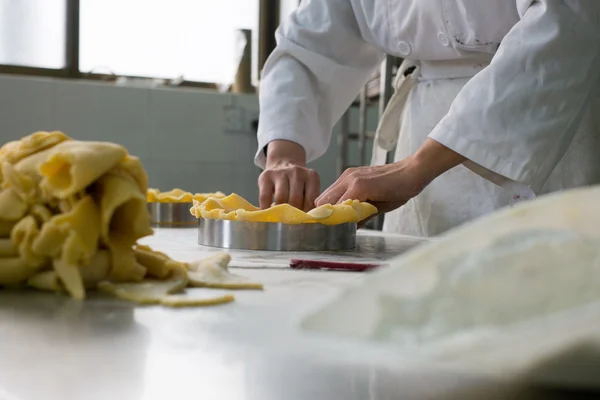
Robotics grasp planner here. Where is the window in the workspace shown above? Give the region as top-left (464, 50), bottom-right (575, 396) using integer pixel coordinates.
top-left (0, 0), bottom-right (67, 68)
top-left (79, 0), bottom-right (259, 85)
top-left (0, 0), bottom-right (299, 85)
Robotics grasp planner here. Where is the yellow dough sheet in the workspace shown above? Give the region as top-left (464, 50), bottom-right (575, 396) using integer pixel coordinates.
top-left (147, 188), bottom-right (225, 203)
top-left (0, 131), bottom-right (260, 307)
top-left (189, 193), bottom-right (378, 225)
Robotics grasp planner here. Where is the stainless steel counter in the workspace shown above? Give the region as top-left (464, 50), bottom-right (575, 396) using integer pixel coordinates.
top-left (0, 229), bottom-right (593, 400)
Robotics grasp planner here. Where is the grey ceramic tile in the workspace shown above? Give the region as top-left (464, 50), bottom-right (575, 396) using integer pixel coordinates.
top-left (0, 75), bottom-right (55, 143)
top-left (231, 169), bottom-right (261, 204)
top-left (54, 81), bottom-right (151, 158)
top-left (148, 89), bottom-right (260, 164)
top-left (149, 88), bottom-right (241, 163)
top-left (0, 74), bottom-right (368, 199)
top-left (146, 159), bottom-right (232, 195)
top-left (145, 159), bottom-right (260, 202)
top-left (228, 130), bottom-right (260, 164)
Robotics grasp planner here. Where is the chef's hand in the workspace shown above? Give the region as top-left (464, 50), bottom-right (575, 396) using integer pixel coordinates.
top-left (258, 140), bottom-right (321, 211)
top-left (315, 139), bottom-right (466, 214)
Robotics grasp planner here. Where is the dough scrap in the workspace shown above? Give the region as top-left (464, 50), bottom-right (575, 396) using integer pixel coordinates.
top-left (0, 220), bottom-right (16, 238)
top-left (159, 293), bottom-right (235, 308)
top-left (0, 188), bottom-right (28, 221)
top-left (0, 131), bottom-right (68, 166)
top-left (27, 270), bottom-right (62, 292)
top-left (147, 188), bottom-right (225, 203)
top-left (0, 238), bottom-right (18, 257)
top-left (38, 140), bottom-right (128, 199)
top-left (98, 263), bottom-right (188, 305)
top-left (97, 262), bottom-right (235, 308)
top-left (187, 252), bottom-right (264, 290)
top-left (0, 131), bottom-right (262, 307)
top-left (133, 244), bottom-right (176, 279)
top-left (190, 193), bottom-right (378, 225)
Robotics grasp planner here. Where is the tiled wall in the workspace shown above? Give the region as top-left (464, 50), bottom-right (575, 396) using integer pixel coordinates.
top-left (0, 74), bottom-right (377, 203)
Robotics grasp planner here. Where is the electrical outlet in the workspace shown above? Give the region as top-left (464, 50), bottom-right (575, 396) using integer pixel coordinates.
top-left (223, 105), bottom-right (246, 134)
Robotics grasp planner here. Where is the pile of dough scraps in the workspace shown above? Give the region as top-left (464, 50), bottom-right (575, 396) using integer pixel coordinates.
top-left (190, 193), bottom-right (378, 225)
top-left (147, 188), bottom-right (225, 203)
top-left (0, 131), bottom-right (262, 306)
top-left (100, 249), bottom-right (263, 307)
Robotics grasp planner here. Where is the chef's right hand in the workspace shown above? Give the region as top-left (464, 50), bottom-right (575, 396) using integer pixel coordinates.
top-left (258, 140), bottom-right (321, 211)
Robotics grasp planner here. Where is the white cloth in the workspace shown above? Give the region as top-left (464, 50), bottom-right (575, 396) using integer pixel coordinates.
top-left (255, 0), bottom-right (600, 236)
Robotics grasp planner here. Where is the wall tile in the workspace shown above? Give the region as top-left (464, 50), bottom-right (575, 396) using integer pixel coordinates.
top-left (146, 159), bottom-right (231, 193)
top-left (0, 75), bottom-right (370, 200)
top-left (54, 81), bottom-right (152, 159)
top-left (0, 75), bottom-right (55, 143)
top-left (150, 89), bottom-right (227, 161)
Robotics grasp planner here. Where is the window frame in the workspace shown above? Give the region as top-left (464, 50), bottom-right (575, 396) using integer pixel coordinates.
top-left (0, 0), bottom-right (281, 90)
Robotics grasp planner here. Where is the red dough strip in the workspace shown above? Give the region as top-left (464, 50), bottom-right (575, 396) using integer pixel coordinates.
top-left (289, 259), bottom-right (380, 272)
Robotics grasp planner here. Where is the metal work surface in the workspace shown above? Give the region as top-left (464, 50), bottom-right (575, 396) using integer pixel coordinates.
top-left (1, 284), bottom-right (595, 400)
top-left (198, 219), bottom-right (357, 251)
top-left (148, 202), bottom-right (196, 227)
top-left (0, 229), bottom-right (594, 399)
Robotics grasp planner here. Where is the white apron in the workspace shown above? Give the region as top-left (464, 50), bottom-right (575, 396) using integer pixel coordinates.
top-left (372, 59), bottom-right (600, 237)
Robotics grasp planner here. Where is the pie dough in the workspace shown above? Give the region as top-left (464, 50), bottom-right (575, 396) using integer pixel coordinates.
top-left (190, 193), bottom-right (378, 225)
top-left (97, 262), bottom-right (189, 305)
top-left (147, 188), bottom-right (225, 203)
top-left (187, 252), bottom-right (263, 290)
top-left (0, 131), bottom-right (260, 307)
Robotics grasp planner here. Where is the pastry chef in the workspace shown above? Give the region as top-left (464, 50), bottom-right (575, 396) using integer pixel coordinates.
top-left (255, 0), bottom-right (600, 237)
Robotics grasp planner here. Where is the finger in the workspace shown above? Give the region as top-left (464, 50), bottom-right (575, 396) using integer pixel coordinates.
top-left (273, 176), bottom-right (290, 205)
top-left (303, 172), bottom-right (321, 211)
top-left (258, 176), bottom-right (275, 209)
top-left (315, 180), bottom-right (347, 206)
top-left (315, 175), bottom-right (342, 205)
top-left (336, 187), bottom-right (358, 204)
top-left (288, 176), bottom-right (304, 210)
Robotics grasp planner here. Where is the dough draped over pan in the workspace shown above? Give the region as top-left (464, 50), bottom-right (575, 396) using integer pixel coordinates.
top-left (0, 131), bottom-right (259, 307)
top-left (189, 193), bottom-right (378, 225)
top-left (147, 188), bottom-right (225, 203)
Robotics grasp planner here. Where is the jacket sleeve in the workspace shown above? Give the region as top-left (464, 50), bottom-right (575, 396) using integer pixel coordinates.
top-left (428, 0), bottom-right (600, 193)
top-left (254, 0), bottom-right (385, 168)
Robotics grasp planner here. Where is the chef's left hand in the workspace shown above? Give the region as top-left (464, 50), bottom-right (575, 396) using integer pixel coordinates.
top-left (315, 139), bottom-right (466, 215)
top-left (315, 160), bottom-right (424, 215)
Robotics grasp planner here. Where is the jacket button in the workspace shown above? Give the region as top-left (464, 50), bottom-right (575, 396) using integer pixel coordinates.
top-left (437, 32), bottom-right (450, 46)
top-left (397, 41), bottom-right (412, 56)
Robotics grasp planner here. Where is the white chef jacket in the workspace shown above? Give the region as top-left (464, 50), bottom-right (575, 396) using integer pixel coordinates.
top-left (254, 0), bottom-right (600, 235)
